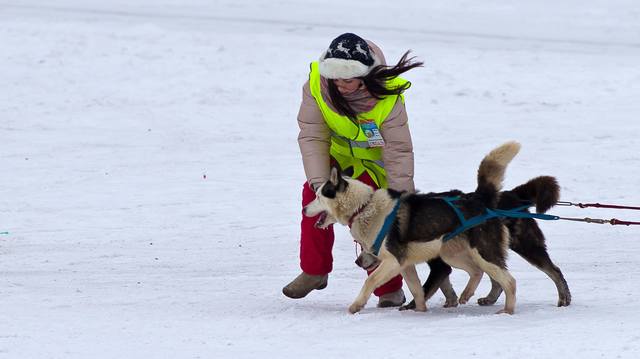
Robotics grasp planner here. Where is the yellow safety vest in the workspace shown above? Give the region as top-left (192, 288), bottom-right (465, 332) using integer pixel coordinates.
top-left (308, 61), bottom-right (409, 187)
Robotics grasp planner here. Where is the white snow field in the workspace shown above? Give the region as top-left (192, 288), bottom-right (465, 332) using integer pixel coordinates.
top-left (1, 1), bottom-right (640, 358)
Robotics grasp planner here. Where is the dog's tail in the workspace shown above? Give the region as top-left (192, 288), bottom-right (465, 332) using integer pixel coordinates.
top-left (512, 176), bottom-right (560, 213)
top-left (476, 141), bottom-right (521, 207)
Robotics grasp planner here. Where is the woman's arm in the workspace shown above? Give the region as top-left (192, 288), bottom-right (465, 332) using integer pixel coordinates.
top-left (297, 81), bottom-right (331, 190)
top-left (380, 99), bottom-right (415, 192)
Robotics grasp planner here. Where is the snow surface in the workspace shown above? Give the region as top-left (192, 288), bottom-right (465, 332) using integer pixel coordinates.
top-left (1, 1), bottom-right (640, 358)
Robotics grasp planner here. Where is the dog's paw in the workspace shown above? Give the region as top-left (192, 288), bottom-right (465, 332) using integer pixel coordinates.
top-left (348, 302), bottom-right (364, 314)
top-left (557, 294), bottom-right (571, 307)
top-left (495, 308), bottom-right (514, 315)
top-left (443, 299), bottom-right (459, 308)
top-left (477, 297), bottom-right (497, 306)
top-left (414, 303), bottom-right (427, 312)
top-left (399, 301), bottom-right (416, 311)
top-left (398, 300), bottom-right (426, 312)
top-left (459, 291), bottom-right (474, 304)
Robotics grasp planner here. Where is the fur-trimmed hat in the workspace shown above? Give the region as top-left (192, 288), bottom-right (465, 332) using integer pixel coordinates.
top-left (318, 33), bottom-right (381, 79)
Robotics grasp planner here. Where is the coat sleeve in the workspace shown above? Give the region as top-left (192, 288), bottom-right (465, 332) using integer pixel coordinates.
top-left (297, 81), bottom-right (331, 190)
top-left (380, 99), bottom-right (415, 192)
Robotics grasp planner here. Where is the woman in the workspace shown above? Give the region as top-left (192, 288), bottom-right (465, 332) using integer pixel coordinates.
top-left (283, 33), bottom-right (422, 307)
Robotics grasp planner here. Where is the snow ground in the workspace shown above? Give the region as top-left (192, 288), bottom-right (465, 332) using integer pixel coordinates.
top-left (1, 1), bottom-right (640, 358)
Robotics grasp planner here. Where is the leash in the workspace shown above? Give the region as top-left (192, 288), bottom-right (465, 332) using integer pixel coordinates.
top-left (557, 201), bottom-right (640, 211)
top-left (556, 200), bottom-right (640, 226)
top-left (371, 200), bottom-right (402, 255)
top-left (554, 217), bottom-right (640, 226)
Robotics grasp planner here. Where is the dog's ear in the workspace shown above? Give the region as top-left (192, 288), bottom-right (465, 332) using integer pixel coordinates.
top-left (342, 166), bottom-right (354, 177)
top-left (329, 166), bottom-right (340, 184)
top-left (329, 165), bottom-right (349, 193)
top-left (323, 166), bottom-right (342, 199)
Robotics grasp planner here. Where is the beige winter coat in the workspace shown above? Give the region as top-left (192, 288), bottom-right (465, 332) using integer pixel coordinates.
top-left (297, 42), bottom-right (415, 192)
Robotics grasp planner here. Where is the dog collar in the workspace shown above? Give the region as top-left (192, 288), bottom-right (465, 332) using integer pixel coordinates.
top-left (348, 195), bottom-right (373, 227)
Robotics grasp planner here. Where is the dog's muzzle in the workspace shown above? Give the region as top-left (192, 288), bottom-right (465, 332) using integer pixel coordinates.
top-left (314, 211), bottom-right (328, 228)
top-left (303, 205), bottom-right (328, 229)
top-left (355, 252), bottom-right (381, 271)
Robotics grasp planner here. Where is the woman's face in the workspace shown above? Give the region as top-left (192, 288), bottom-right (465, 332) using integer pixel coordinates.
top-left (333, 78), bottom-right (363, 95)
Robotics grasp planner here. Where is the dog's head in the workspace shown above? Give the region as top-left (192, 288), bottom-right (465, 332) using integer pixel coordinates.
top-left (303, 166), bottom-right (348, 229)
top-left (303, 166), bottom-right (372, 229)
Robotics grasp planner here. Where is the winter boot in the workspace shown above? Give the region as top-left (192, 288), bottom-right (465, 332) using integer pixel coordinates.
top-left (377, 288), bottom-right (406, 307)
top-left (282, 272), bottom-right (328, 299)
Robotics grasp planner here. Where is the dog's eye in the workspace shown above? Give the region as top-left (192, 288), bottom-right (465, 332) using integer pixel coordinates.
top-left (321, 182), bottom-right (337, 198)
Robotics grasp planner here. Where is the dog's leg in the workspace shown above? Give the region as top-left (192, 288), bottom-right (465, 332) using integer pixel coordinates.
top-left (479, 227), bottom-right (517, 314)
top-left (482, 267), bottom-right (516, 314)
top-left (537, 261), bottom-right (571, 307)
top-left (459, 268), bottom-right (483, 304)
top-left (512, 244), bottom-right (571, 307)
top-left (349, 257), bottom-right (401, 314)
top-left (426, 257), bottom-right (459, 307)
top-left (472, 253), bottom-right (516, 314)
top-left (467, 230), bottom-right (516, 313)
top-left (440, 238), bottom-right (484, 305)
top-left (401, 257), bottom-right (457, 310)
top-left (442, 250), bottom-right (483, 305)
top-left (478, 278), bottom-right (503, 306)
top-left (400, 264), bottom-right (426, 312)
top-left (440, 276), bottom-right (459, 308)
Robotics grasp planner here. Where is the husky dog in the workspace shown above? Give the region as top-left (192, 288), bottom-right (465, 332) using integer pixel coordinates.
top-left (401, 177), bottom-right (572, 310)
top-left (304, 142), bottom-right (522, 314)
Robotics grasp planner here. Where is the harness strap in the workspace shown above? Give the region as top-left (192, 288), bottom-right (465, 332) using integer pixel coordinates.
top-left (371, 200), bottom-right (401, 255)
top-left (439, 196), bottom-right (559, 241)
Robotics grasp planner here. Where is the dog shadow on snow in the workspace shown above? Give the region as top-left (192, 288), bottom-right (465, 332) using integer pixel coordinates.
top-left (292, 298), bottom-right (557, 317)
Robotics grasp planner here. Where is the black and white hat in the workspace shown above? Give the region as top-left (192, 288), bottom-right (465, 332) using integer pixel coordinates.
top-left (318, 33), bottom-right (381, 79)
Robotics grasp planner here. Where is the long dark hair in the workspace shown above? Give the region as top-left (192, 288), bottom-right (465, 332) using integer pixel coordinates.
top-left (328, 50), bottom-right (423, 120)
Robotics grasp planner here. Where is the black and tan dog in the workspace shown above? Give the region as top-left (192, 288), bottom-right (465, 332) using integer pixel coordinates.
top-left (304, 142), bottom-right (524, 314)
top-left (401, 177), bottom-right (572, 311)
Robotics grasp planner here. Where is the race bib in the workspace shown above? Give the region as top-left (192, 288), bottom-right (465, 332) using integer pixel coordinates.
top-left (359, 119), bottom-right (385, 147)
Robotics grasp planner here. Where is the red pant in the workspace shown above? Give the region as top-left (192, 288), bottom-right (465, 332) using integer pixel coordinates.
top-left (299, 171), bottom-right (403, 296)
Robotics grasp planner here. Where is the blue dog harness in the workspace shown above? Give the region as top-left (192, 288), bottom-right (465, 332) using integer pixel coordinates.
top-left (370, 196), bottom-right (561, 254)
top-left (371, 200), bottom-right (402, 255)
top-left (439, 196), bottom-right (560, 241)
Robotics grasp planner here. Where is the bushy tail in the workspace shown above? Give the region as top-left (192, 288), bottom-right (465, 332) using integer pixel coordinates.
top-left (512, 176), bottom-right (560, 213)
top-left (476, 141), bottom-right (521, 207)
